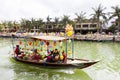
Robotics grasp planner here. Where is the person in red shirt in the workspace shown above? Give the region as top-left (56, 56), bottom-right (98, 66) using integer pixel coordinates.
top-left (14, 45), bottom-right (20, 56)
top-left (62, 51), bottom-right (66, 63)
top-left (32, 49), bottom-right (41, 61)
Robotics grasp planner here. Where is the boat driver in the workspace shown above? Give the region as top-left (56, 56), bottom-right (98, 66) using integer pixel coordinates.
top-left (14, 45), bottom-right (21, 57)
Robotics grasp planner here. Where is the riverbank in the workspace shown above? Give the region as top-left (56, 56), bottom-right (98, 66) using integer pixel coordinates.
top-left (74, 34), bottom-right (120, 42)
top-left (0, 32), bottom-right (120, 42)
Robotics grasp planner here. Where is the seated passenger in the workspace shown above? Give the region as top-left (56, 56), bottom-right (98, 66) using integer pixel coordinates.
top-left (21, 53), bottom-right (25, 58)
top-left (53, 49), bottom-right (59, 56)
top-left (52, 49), bottom-right (60, 62)
top-left (34, 54), bottom-right (41, 61)
top-left (62, 51), bottom-right (66, 63)
top-left (30, 51), bottom-right (35, 59)
top-left (46, 51), bottom-right (53, 62)
top-left (30, 49), bottom-right (41, 61)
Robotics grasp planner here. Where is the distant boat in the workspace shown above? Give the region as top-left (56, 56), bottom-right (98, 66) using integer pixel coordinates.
top-left (0, 33), bottom-right (11, 38)
top-left (0, 33), bottom-right (18, 38)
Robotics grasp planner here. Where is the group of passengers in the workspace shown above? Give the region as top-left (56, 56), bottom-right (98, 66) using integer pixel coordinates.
top-left (14, 45), bottom-right (66, 63)
top-left (46, 49), bottom-right (66, 63)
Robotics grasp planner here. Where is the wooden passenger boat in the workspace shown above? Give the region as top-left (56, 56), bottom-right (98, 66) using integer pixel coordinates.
top-left (12, 56), bottom-right (99, 69)
top-left (13, 36), bottom-right (99, 69)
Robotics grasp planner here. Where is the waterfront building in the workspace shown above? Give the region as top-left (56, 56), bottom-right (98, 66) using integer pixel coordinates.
top-left (75, 22), bottom-right (98, 34)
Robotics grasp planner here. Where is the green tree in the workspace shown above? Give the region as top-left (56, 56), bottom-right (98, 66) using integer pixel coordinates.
top-left (31, 18), bottom-right (36, 28)
top-left (75, 11), bottom-right (86, 23)
top-left (21, 18), bottom-right (26, 29)
top-left (108, 24), bottom-right (116, 33)
top-left (60, 15), bottom-right (73, 27)
top-left (46, 15), bottom-right (52, 33)
top-left (1, 21), bottom-right (11, 32)
top-left (91, 4), bottom-right (107, 33)
top-left (2, 21), bottom-right (7, 27)
top-left (20, 18), bottom-right (31, 32)
top-left (7, 21), bottom-right (13, 28)
top-left (36, 18), bottom-right (44, 31)
top-left (109, 5), bottom-right (120, 28)
top-left (13, 21), bottom-right (21, 29)
top-left (46, 15), bottom-right (52, 23)
top-left (54, 17), bottom-right (59, 28)
top-left (0, 24), bottom-right (3, 31)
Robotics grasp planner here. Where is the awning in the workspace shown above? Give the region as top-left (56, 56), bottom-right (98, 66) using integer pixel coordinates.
top-left (31, 36), bottom-right (66, 41)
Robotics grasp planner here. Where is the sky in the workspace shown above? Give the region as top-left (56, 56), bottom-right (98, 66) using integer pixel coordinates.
top-left (0, 0), bottom-right (120, 21)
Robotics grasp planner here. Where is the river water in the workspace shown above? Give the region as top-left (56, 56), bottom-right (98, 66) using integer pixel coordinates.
top-left (0, 38), bottom-right (120, 80)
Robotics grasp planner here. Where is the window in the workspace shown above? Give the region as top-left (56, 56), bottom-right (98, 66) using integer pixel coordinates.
top-left (83, 24), bottom-right (88, 28)
top-left (90, 24), bottom-right (97, 28)
top-left (76, 25), bottom-right (81, 28)
top-left (46, 25), bottom-right (52, 29)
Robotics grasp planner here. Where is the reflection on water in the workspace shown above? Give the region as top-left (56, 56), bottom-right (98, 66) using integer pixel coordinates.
top-left (10, 56), bottom-right (92, 80)
top-left (9, 58), bottom-right (92, 80)
top-left (0, 38), bottom-right (120, 80)
top-left (11, 65), bottom-right (91, 80)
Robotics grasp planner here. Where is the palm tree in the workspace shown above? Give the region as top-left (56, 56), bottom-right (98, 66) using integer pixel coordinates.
top-left (33, 18), bottom-right (44, 32)
top-left (1, 21), bottom-right (9, 32)
top-left (0, 24), bottom-right (3, 31)
top-left (75, 11), bottom-right (86, 23)
top-left (20, 18), bottom-right (31, 32)
top-left (20, 18), bottom-right (26, 30)
top-left (0, 22), bottom-right (5, 31)
top-left (109, 5), bottom-right (120, 29)
top-left (7, 21), bottom-right (13, 27)
top-left (46, 15), bottom-right (52, 33)
top-left (8, 21), bottom-right (15, 32)
top-left (91, 4), bottom-right (107, 33)
top-left (31, 18), bottom-right (36, 28)
top-left (37, 18), bottom-right (44, 31)
top-left (60, 15), bottom-right (72, 28)
top-left (13, 21), bottom-right (21, 32)
top-left (46, 15), bottom-right (52, 23)
top-left (2, 21), bottom-right (7, 27)
top-left (54, 17), bottom-right (59, 28)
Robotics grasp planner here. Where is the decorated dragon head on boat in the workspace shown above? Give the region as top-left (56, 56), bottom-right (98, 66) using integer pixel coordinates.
top-left (65, 24), bottom-right (74, 37)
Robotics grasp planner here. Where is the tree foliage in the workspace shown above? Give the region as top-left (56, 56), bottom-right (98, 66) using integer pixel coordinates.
top-left (0, 4), bottom-right (119, 33)
top-left (109, 5), bottom-right (120, 27)
top-left (108, 24), bottom-right (116, 33)
top-left (91, 4), bottom-right (107, 33)
top-left (75, 11), bottom-right (86, 23)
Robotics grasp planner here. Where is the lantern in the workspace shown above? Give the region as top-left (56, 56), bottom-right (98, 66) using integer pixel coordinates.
top-left (60, 55), bottom-right (63, 60)
top-left (19, 40), bottom-right (22, 45)
top-left (67, 31), bottom-right (73, 36)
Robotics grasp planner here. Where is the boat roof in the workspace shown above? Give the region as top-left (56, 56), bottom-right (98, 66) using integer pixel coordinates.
top-left (31, 36), bottom-right (66, 41)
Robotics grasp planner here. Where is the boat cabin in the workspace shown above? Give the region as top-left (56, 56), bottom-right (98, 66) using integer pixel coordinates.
top-left (12, 35), bottom-right (73, 63)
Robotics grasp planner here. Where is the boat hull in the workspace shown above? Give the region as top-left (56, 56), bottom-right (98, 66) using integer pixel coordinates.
top-left (11, 57), bottom-right (99, 69)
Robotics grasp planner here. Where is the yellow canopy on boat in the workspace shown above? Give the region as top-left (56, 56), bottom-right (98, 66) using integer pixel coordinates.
top-left (30, 36), bottom-right (66, 41)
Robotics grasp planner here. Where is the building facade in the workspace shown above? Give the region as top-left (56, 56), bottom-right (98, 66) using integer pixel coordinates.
top-left (75, 22), bottom-right (98, 34)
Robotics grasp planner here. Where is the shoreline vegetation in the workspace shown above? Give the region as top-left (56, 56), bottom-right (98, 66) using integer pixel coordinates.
top-left (0, 4), bottom-right (120, 35)
top-left (0, 4), bottom-right (120, 42)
